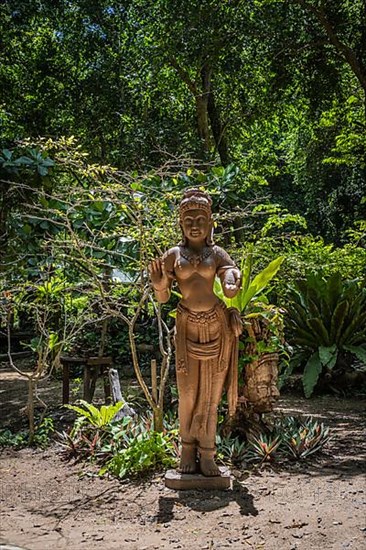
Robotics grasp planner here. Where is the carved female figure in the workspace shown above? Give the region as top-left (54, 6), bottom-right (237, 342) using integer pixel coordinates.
top-left (149, 189), bottom-right (242, 476)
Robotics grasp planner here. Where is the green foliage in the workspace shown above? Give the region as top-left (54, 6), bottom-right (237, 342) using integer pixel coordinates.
top-left (59, 404), bottom-right (179, 478)
top-left (65, 400), bottom-right (125, 433)
top-left (287, 273), bottom-right (366, 396)
top-left (0, 417), bottom-right (54, 448)
top-left (214, 248), bottom-right (284, 312)
top-left (101, 431), bottom-right (176, 479)
top-left (0, 0), bottom-right (364, 244)
top-left (0, 147), bottom-right (54, 177)
top-left (250, 232), bottom-right (366, 303)
top-left (0, 429), bottom-right (28, 448)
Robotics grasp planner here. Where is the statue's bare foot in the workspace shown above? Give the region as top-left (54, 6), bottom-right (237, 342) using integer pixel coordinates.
top-left (199, 448), bottom-right (221, 477)
top-left (200, 456), bottom-right (220, 477)
top-left (178, 443), bottom-right (197, 474)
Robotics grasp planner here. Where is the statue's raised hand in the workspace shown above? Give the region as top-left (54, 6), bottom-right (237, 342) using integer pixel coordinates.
top-left (148, 258), bottom-right (169, 291)
top-left (222, 267), bottom-right (241, 298)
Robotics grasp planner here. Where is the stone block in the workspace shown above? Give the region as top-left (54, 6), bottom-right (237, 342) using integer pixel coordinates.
top-left (164, 467), bottom-right (231, 491)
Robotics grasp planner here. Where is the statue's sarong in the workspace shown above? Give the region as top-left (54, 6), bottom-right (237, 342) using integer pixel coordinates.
top-left (175, 301), bottom-right (238, 448)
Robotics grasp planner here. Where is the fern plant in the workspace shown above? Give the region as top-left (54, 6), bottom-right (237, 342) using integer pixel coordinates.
top-left (287, 272), bottom-right (366, 397)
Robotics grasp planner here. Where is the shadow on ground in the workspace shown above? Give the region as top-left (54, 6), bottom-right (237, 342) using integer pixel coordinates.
top-left (156, 481), bottom-right (258, 523)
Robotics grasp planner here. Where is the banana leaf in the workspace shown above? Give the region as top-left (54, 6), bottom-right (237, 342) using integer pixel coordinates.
top-left (214, 255), bottom-right (284, 313)
top-left (303, 350), bottom-right (323, 398)
top-left (239, 255), bottom-right (284, 312)
top-left (319, 344), bottom-right (338, 370)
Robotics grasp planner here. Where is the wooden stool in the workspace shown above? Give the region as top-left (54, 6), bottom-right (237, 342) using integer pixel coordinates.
top-left (84, 356), bottom-right (112, 403)
top-left (61, 355), bottom-right (112, 404)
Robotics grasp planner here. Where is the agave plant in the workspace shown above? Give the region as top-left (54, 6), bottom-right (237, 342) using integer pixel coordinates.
top-left (287, 272), bottom-right (366, 397)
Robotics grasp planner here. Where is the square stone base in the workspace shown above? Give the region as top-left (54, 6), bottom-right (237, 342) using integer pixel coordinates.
top-left (165, 467), bottom-right (231, 490)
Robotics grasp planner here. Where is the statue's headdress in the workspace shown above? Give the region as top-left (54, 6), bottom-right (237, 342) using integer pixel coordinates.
top-left (179, 189), bottom-right (212, 219)
top-left (178, 189), bottom-right (214, 246)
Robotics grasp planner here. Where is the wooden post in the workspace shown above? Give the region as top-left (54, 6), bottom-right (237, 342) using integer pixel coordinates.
top-left (62, 362), bottom-right (70, 404)
top-left (83, 365), bottom-right (91, 402)
top-left (103, 366), bottom-right (111, 403)
top-left (151, 359), bottom-right (158, 404)
top-left (88, 366), bottom-right (99, 402)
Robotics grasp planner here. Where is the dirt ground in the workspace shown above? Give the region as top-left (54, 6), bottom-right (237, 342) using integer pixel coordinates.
top-left (0, 363), bottom-right (365, 550)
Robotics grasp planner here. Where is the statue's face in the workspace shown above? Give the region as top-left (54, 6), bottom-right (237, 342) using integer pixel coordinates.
top-left (181, 209), bottom-right (210, 242)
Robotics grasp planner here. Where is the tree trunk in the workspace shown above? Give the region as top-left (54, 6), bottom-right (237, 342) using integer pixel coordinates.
top-left (195, 95), bottom-right (210, 153)
top-left (27, 378), bottom-right (35, 445)
top-left (153, 405), bottom-right (164, 433)
top-left (298, 0), bottom-right (366, 95)
top-left (207, 85), bottom-right (229, 166)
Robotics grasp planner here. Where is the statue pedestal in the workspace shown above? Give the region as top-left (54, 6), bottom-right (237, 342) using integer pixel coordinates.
top-left (165, 467), bottom-right (231, 490)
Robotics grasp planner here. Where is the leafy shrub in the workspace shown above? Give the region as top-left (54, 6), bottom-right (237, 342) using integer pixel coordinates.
top-left (0, 417), bottom-right (54, 448)
top-left (249, 234), bottom-right (366, 301)
top-left (65, 400), bottom-right (125, 433)
top-left (286, 272), bottom-right (366, 396)
top-left (101, 431), bottom-right (177, 479)
top-left (59, 402), bottom-right (179, 478)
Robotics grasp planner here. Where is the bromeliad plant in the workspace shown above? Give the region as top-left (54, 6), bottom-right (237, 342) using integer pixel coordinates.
top-left (287, 272), bottom-right (366, 397)
top-left (279, 416), bottom-right (330, 459)
top-left (216, 434), bottom-right (247, 467)
top-left (246, 433), bottom-right (282, 463)
top-left (241, 415), bottom-right (330, 463)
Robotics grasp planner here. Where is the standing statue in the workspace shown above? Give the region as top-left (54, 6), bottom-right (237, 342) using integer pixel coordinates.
top-left (149, 189), bottom-right (242, 477)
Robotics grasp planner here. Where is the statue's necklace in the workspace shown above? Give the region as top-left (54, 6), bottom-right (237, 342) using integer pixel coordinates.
top-left (180, 246), bottom-right (213, 268)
